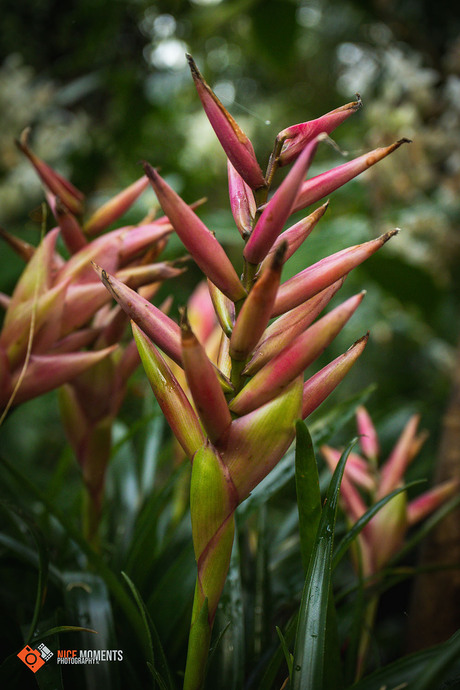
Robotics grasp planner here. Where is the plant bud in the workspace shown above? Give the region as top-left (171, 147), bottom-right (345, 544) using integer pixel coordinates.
top-left (302, 334), bottom-right (368, 419)
top-left (133, 323), bottom-right (205, 459)
top-left (273, 231), bottom-right (398, 316)
top-left (84, 176), bottom-right (150, 236)
top-left (292, 139), bottom-right (410, 214)
top-left (277, 97), bottom-right (362, 166)
top-left (230, 243), bottom-right (286, 361)
top-left (181, 313), bottom-right (232, 444)
top-left (187, 55), bottom-right (265, 190)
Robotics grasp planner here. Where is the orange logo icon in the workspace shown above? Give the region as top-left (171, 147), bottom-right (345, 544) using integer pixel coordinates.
top-left (17, 643), bottom-right (53, 673)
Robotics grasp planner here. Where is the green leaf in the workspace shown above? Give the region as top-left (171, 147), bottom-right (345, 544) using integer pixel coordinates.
top-left (276, 626), bottom-right (293, 677)
top-left (291, 439), bottom-right (356, 689)
top-left (0, 501), bottom-right (49, 644)
top-left (32, 625), bottom-right (98, 642)
top-left (61, 571), bottom-right (118, 690)
top-left (146, 533), bottom-right (196, 650)
top-left (122, 571), bottom-right (175, 690)
top-left (408, 628), bottom-right (460, 690)
top-left (106, 420), bottom-right (141, 558)
top-left (254, 506), bottom-right (270, 660)
top-left (0, 532), bottom-right (62, 585)
top-left (125, 462), bottom-right (189, 589)
top-left (0, 453), bottom-right (148, 662)
top-left (147, 662), bottom-right (169, 690)
top-left (332, 480), bottom-right (425, 570)
top-left (350, 629), bottom-right (460, 690)
top-left (295, 420), bottom-right (322, 573)
top-left (256, 613), bottom-right (297, 690)
top-left (122, 572), bottom-right (155, 667)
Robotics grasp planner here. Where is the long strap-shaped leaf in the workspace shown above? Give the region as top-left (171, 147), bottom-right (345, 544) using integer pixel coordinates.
top-left (0, 502), bottom-right (49, 644)
top-left (291, 438), bottom-right (357, 689)
top-left (350, 629), bottom-right (460, 690)
top-left (295, 420), bottom-right (322, 574)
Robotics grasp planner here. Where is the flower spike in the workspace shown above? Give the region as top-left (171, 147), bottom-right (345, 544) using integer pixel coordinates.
top-left (407, 480), bottom-right (459, 525)
top-left (244, 279), bottom-right (344, 375)
top-left (356, 405), bottom-right (380, 460)
top-left (3, 347), bottom-right (116, 407)
top-left (54, 197), bottom-right (87, 254)
top-left (0, 226), bottom-right (35, 262)
top-left (219, 377), bottom-right (303, 501)
top-left (322, 407), bottom-right (459, 578)
top-left (259, 201), bottom-right (329, 272)
top-left (377, 414), bottom-right (426, 499)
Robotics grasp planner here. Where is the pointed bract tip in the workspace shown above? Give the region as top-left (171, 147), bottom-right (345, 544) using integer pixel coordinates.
top-left (91, 260), bottom-right (103, 277)
top-left (142, 161), bottom-right (158, 182)
top-left (272, 241), bottom-right (288, 269)
top-left (382, 228), bottom-right (399, 244)
top-left (387, 138), bottom-right (412, 153)
top-left (179, 306), bottom-right (193, 336)
top-left (16, 127), bottom-right (32, 152)
top-left (186, 53), bottom-right (201, 79)
top-left (91, 261), bottom-right (111, 289)
top-left (349, 332), bottom-right (369, 351)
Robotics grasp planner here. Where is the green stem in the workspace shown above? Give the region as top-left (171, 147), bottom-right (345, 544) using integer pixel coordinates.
top-left (183, 586), bottom-right (212, 690)
top-left (264, 135), bottom-right (285, 188)
top-left (241, 259), bottom-right (258, 293)
top-left (80, 419), bottom-right (112, 550)
top-left (230, 358), bottom-right (246, 393)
